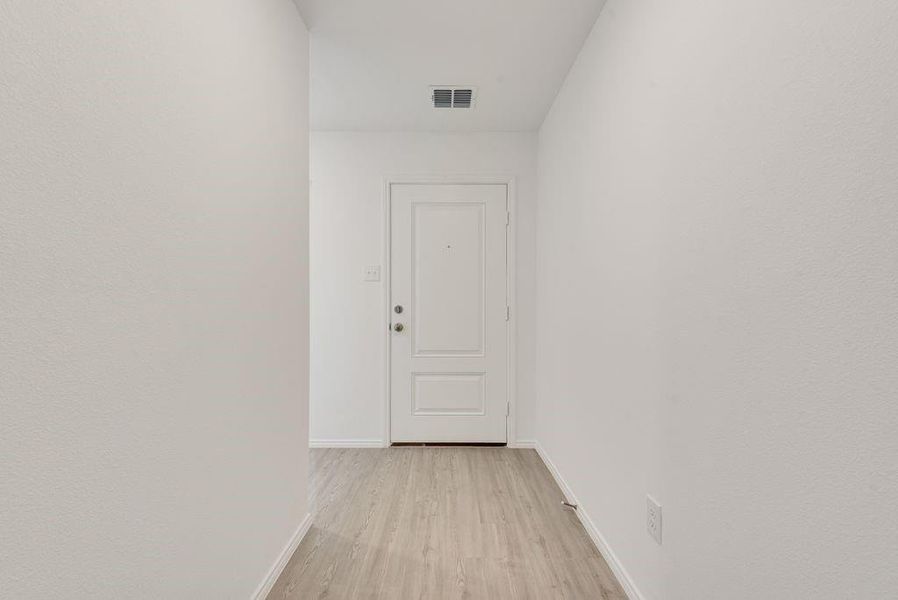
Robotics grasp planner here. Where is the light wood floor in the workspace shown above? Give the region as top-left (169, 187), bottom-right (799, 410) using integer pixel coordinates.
top-left (268, 447), bottom-right (627, 600)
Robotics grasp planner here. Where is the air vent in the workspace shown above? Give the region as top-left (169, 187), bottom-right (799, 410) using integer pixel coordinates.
top-left (452, 89), bottom-right (472, 108)
top-left (432, 89), bottom-right (453, 108)
top-left (431, 87), bottom-right (476, 109)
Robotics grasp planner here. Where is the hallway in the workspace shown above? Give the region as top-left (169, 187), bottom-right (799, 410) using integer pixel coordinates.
top-left (3, 0), bottom-right (898, 597)
top-left (268, 448), bottom-right (626, 599)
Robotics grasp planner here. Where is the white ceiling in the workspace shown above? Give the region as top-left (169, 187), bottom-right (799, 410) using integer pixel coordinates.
top-left (295, 0), bottom-right (606, 132)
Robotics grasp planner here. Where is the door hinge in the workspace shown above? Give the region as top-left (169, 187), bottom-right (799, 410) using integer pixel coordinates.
top-left (506, 211), bottom-right (511, 226)
top-left (505, 305), bottom-right (511, 321)
top-left (506, 401), bottom-right (511, 417)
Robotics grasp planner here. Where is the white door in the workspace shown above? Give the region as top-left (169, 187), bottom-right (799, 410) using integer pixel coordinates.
top-left (390, 183), bottom-right (508, 443)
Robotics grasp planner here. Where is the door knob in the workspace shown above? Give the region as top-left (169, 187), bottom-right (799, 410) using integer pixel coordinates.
top-left (393, 323), bottom-right (404, 332)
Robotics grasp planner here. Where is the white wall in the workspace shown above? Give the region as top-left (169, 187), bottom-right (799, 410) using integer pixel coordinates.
top-left (310, 132), bottom-right (537, 445)
top-left (0, 1), bottom-right (310, 598)
top-left (536, 1), bottom-right (898, 599)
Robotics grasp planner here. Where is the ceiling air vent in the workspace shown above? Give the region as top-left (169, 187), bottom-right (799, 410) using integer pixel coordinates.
top-left (431, 87), bottom-right (476, 109)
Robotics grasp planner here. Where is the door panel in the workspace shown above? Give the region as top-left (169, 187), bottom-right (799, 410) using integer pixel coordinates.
top-left (413, 202), bottom-right (485, 356)
top-left (411, 373), bottom-right (485, 416)
top-left (390, 184), bottom-right (507, 443)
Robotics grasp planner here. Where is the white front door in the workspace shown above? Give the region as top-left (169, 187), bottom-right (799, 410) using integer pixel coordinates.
top-left (390, 183), bottom-right (508, 443)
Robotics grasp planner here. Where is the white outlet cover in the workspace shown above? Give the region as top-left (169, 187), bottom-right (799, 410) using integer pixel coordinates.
top-left (647, 495), bottom-right (662, 545)
top-left (365, 265), bottom-right (381, 282)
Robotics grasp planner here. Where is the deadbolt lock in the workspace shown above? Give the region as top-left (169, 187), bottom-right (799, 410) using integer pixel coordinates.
top-left (394, 305), bottom-right (403, 314)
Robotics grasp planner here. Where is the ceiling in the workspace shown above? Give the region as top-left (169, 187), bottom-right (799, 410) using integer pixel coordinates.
top-left (295, 0), bottom-right (607, 132)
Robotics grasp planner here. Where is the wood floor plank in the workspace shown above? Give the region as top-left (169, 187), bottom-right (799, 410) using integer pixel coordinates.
top-left (267, 448), bottom-right (627, 600)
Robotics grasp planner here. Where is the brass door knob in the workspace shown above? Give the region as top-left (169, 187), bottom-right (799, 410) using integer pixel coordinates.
top-left (393, 323), bottom-right (404, 332)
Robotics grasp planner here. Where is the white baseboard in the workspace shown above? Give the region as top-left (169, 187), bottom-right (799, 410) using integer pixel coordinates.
top-left (252, 512), bottom-right (312, 600)
top-left (309, 439), bottom-right (386, 448)
top-left (533, 442), bottom-right (646, 600)
top-left (509, 439), bottom-right (537, 449)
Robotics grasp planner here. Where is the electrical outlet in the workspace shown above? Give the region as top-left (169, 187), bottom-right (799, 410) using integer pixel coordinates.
top-left (364, 265), bottom-right (381, 282)
top-left (646, 495), bottom-right (662, 544)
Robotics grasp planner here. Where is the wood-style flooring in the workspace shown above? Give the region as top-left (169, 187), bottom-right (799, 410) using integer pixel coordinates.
top-left (267, 447), bottom-right (627, 600)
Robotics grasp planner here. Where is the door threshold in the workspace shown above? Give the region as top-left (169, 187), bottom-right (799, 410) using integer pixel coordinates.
top-left (390, 442), bottom-right (507, 447)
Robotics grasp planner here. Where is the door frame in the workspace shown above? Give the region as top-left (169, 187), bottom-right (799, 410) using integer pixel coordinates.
top-left (381, 175), bottom-right (517, 446)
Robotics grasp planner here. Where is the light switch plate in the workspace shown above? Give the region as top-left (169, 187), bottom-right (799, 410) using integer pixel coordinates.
top-left (365, 265), bottom-right (381, 282)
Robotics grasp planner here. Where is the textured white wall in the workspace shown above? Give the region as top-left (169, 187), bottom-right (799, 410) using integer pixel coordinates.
top-left (0, 1), bottom-right (310, 598)
top-left (536, 1), bottom-right (898, 599)
top-left (309, 132), bottom-right (538, 444)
